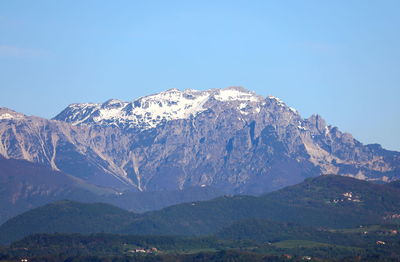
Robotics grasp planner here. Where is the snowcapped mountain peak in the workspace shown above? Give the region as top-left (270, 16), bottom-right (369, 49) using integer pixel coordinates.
top-left (119, 88), bottom-right (211, 128)
top-left (136, 86), bottom-right (262, 104)
top-left (53, 87), bottom-right (285, 129)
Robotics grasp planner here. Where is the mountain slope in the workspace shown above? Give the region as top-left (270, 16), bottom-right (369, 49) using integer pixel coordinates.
top-left (0, 200), bottom-right (137, 244)
top-left (120, 175), bottom-right (400, 235)
top-left (1, 87), bottom-right (399, 196)
top-left (216, 218), bottom-right (342, 244)
top-left (2, 175), bottom-right (400, 244)
top-left (0, 155), bottom-right (222, 225)
top-left (0, 156), bottom-right (115, 224)
top-left (0, 107), bottom-right (135, 190)
top-left (264, 174), bottom-right (400, 214)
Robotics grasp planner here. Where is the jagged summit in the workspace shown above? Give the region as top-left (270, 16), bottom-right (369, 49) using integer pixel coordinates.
top-left (53, 87), bottom-right (287, 129)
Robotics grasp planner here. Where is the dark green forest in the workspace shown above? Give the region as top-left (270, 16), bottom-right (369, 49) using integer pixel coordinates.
top-left (1, 176), bottom-right (400, 261)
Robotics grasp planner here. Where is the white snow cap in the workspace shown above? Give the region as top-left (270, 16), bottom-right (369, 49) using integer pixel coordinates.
top-left (57, 87), bottom-right (295, 129)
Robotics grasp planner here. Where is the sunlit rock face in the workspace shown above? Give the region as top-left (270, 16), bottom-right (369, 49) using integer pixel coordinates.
top-left (1, 87), bottom-right (399, 194)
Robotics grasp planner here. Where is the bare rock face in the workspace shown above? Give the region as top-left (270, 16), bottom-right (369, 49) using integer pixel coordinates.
top-left (1, 87), bottom-right (399, 195)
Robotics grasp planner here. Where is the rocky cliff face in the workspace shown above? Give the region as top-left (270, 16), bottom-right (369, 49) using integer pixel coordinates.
top-left (1, 87), bottom-right (399, 195)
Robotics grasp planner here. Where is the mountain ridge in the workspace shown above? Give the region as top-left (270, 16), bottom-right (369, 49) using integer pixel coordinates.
top-left (0, 87), bottom-right (399, 196)
top-left (53, 87), bottom-right (266, 129)
top-left (2, 175), bottom-right (400, 244)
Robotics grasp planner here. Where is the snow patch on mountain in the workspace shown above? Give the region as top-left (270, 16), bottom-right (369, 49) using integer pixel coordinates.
top-left (54, 87), bottom-right (293, 129)
top-left (0, 113), bottom-right (17, 120)
top-left (214, 88), bottom-right (260, 102)
top-left (0, 108), bottom-right (25, 120)
top-left (119, 88), bottom-right (212, 128)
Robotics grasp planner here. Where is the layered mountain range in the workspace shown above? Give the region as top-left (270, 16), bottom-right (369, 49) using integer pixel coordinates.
top-left (3, 175), bottom-right (400, 244)
top-left (1, 87), bottom-right (399, 198)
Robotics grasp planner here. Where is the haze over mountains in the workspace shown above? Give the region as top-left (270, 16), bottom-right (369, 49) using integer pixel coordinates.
top-left (0, 87), bottom-right (399, 224)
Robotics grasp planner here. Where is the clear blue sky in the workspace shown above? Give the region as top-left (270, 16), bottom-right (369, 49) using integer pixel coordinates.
top-left (1, 1), bottom-right (399, 150)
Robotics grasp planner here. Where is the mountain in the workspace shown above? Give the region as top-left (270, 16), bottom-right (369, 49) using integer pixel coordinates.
top-left (0, 107), bottom-right (134, 190)
top-left (120, 175), bottom-right (400, 236)
top-left (2, 175), bottom-right (400, 244)
top-left (53, 88), bottom-right (265, 130)
top-left (0, 200), bottom-right (137, 244)
top-left (0, 155), bottom-right (221, 225)
top-left (1, 87), bottom-right (399, 196)
top-left (0, 156), bottom-right (116, 224)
